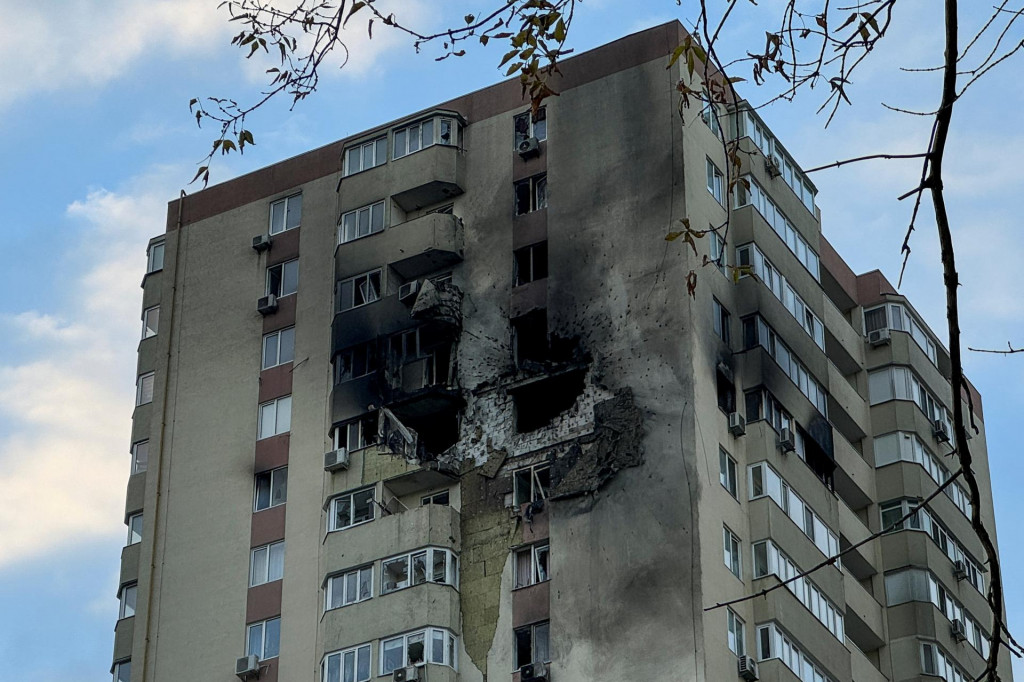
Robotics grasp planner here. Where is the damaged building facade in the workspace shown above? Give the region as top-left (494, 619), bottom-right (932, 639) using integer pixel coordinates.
top-left (111, 21), bottom-right (1012, 682)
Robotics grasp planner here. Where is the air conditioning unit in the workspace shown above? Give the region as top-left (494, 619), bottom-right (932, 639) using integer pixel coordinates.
top-left (398, 280), bottom-right (421, 304)
top-left (520, 661), bottom-right (548, 681)
top-left (933, 419), bottom-right (951, 443)
top-left (778, 427), bottom-right (796, 453)
top-left (728, 412), bottom-right (746, 437)
top-left (324, 448), bottom-right (350, 472)
top-left (392, 667), bottom-right (420, 682)
top-left (252, 234), bottom-right (272, 252)
top-left (235, 654), bottom-right (260, 679)
top-left (953, 560), bottom-right (967, 581)
top-left (951, 619), bottom-right (967, 642)
top-left (257, 294), bottom-right (278, 316)
top-left (867, 328), bottom-right (891, 346)
top-left (764, 157), bottom-right (782, 178)
top-left (738, 655), bottom-right (760, 681)
top-left (518, 136), bottom-right (541, 159)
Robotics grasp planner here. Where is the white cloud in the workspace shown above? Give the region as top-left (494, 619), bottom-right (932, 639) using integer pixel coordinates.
top-left (0, 0), bottom-right (228, 109)
top-left (0, 170), bottom-right (177, 568)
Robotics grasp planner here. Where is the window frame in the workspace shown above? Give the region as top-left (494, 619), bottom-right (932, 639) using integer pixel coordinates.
top-left (250, 540), bottom-right (286, 587)
top-left (709, 229), bottom-right (727, 275)
top-left (338, 200), bottom-right (386, 244)
top-left (322, 642), bottom-right (373, 682)
top-left (344, 136), bottom-right (388, 176)
top-left (141, 305), bottom-right (159, 339)
top-left (513, 241), bottom-right (549, 287)
top-left (706, 158), bottom-right (724, 205)
top-left (131, 440), bottom-right (149, 474)
top-left (112, 660), bottom-right (131, 682)
top-left (333, 343), bottom-right (378, 384)
top-left (392, 116), bottom-right (458, 160)
top-left (328, 486), bottom-right (376, 532)
top-left (266, 259), bottom-right (299, 298)
top-left (713, 298), bottom-right (731, 344)
top-left (379, 627), bottom-right (458, 675)
top-left (514, 174), bottom-right (548, 215)
top-left (246, 616), bottom-right (281, 661)
top-left (514, 106), bottom-right (547, 147)
top-left (325, 565), bottom-right (374, 610)
top-left (135, 372), bottom-right (155, 407)
top-left (262, 327), bottom-right (295, 370)
top-left (126, 513), bottom-right (143, 545)
top-left (146, 241), bottom-right (165, 274)
top-left (253, 466), bottom-right (288, 512)
top-left (269, 193), bottom-right (302, 235)
top-left (332, 413), bottom-right (378, 453)
top-left (514, 541), bottom-right (550, 589)
top-left (336, 268), bottom-right (383, 312)
top-left (724, 526), bottom-right (742, 579)
top-left (257, 395), bottom-right (292, 439)
top-left (381, 546), bottom-right (459, 594)
top-left (727, 607), bottom-right (745, 656)
top-left (421, 489), bottom-right (451, 506)
top-left (513, 464), bottom-right (550, 506)
top-left (118, 582), bottom-right (137, 619)
top-left (719, 447), bottom-right (738, 498)
top-left (514, 621), bottom-right (550, 669)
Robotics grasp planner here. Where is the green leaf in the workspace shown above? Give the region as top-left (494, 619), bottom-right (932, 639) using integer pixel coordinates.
top-left (665, 231), bottom-right (684, 241)
top-left (686, 49), bottom-right (695, 77)
top-left (506, 62), bottom-right (523, 76)
top-left (553, 18), bottom-right (566, 42)
top-left (498, 48), bottom-right (519, 69)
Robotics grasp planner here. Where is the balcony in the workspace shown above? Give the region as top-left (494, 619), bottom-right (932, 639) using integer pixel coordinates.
top-left (838, 500), bottom-right (878, 580)
top-left (112, 616), bottom-right (134, 662)
top-left (335, 213), bottom-right (464, 282)
top-left (339, 142), bottom-right (465, 214)
top-left (843, 569), bottom-right (886, 651)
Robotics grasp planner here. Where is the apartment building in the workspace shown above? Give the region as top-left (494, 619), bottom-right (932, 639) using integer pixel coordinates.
top-left (111, 21), bottom-right (1012, 682)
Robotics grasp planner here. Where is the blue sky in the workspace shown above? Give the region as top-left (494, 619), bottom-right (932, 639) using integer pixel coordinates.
top-left (0, 1), bottom-right (1021, 680)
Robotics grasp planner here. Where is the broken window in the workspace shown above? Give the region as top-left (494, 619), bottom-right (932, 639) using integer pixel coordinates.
top-left (716, 365), bottom-right (735, 413)
top-left (514, 173), bottom-right (548, 215)
top-left (393, 116), bottom-right (457, 159)
top-left (514, 542), bottom-right (550, 588)
top-left (333, 343), bottom-right (378, 384)
top-left (513, 464), bottom-right (550, 506)
top-left (325, 565), bottom-right (373, 610)
top-left (333, 413), bottom-right (378, 452)
top-left (336, 269), bottom-right (382, 312)
top-left (512, 310), bottom-right (548, 366)
top-left (513, 242), bottom-right (549, 287)
top-left (266, 259), bottom-right (299, 297)
top-left (380, 628), bottom-right (457, 675)
top-left (514, 621), bottom-right (550, 669)
top-left (328, 487), bottom-right (375, 531)
top-left (381, 547), bottom-right (458, 593)
top-left (513, 368), bottom-right (586, 432)
top-left (514, 106), bottom-right (547, 147)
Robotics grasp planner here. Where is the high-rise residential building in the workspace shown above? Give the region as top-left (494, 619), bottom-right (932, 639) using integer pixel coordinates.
top-left (111, 21), bottom-right (1012, 682)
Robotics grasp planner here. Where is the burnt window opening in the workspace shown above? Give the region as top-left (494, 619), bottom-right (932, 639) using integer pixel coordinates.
top-left (514, 242), bottom-right (548, 287)
top-left (513, 464), bottom-right (550, 506)
top-left (333, 413), bottom-right (379, 452)
top-left (513, 368), bottom-right (586, 433)
top-left (717, 365), bottom-right (736, 413)
top-left (514, 174), bottom-right (548, 215)
top-left (333, 342), bottom-right (378, 384)
top-left (512, 310), bottom-right (548, 367)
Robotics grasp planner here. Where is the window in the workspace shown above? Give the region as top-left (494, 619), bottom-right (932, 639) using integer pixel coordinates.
top-left (743, 315), bottom-right (828, 416)
top-left (382, 547), bottom-right (459, 593)
top-left (380, 627), bottom-right (458, 674)
top-left (337, 269), bottom-right (382, 312)
top-left (751, 539), bottom-right (845, 640)
top-left (131, 440), bottom-right (149, 474)
top-left (135, 372), bottom-right (155, 406)
top-left (338, 200), bottom-right (385, 244)
top-left (262, 327), bottom-right (295, 370)
top-left (246, 616), bottom-right (281, 660)
top-left (118, 583), bottom-right (137, 619)
top-left (716, 365), bottom-right (735, 412)
top-left (706, 158), bottom-right (724, 204)
top-left (393, 116), bottom-right (457, 159)
top-left (326, 566), bottom-right (373, 610)
top-left (421, 490), bottom-right (450, 506)
top-left (733, 177), bottom-right (820, 280)
top-left (735, 243), bottom-right (825, 350)
top-left (719, 447), bottom-right (737, 498)
top-left (269, 194), bottom-right (302, 234)
top-left (701, 91), bottom-right (721, 136)
top-left (112, 660), bottom-right (131, 682)
top-left (514, 174), bottom-right (548, 215)
top-left (709, 230), bottom-right (727, 274)
top-left (737, 109), bottom-right (817, 214)
top-left (127, 513), bottom-right (143, 545)
top-left (329, 487), bottom-right (375, 531)
top-left (344, 136), bottom-right (387, 176)
top-left (514, 242), bottom-right (548, 286)
top-left (756, 622), bottom-right (836, 682)
top-left (333, 413), bottom-right (378, 452)
top-left (921, 641), bottom-right (971, 682)
top-left (254, 467), bottom-right (288, 511)
top-left (713, 298), bottom-right (731, 344)
top-left (748, 462), bottom-right (841, 563)
top-left (724, 526), bottom-right (741, 578)
top-left (323, 643), bottom-right (372, 682)
top-left (266, 259), bottom-right (299, 297)
top-left (874, 432), bottom-right (972, 518)
top-left (863, 303), bottom-right (938, 364)
top-left (885, 568), bottom-right (990, 658)
top-left (513, 464), bottom-right (550, 506)
top-left (514, 542), bottom-right (549, 588)
top-left (258, 396), bottom-right (292, 439)
top-left (333, 343), bottom-right (378, 383)
top-left (514, 621), bottom-right (550, 669)
top-left (868, 367), bottom-right (951, 435)
top-left (250, 540), bottom-right (285, 587)
top-left (727, 608), bottom-right (745, 656)
top-left (514, 107), bottom-right (547, 147)
top-left (141, 306), bottom-right (159, 339)
top-left (147, 241), bottom-right (165, 273)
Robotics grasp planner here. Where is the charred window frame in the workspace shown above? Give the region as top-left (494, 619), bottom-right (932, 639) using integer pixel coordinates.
top-left (333, 343), bottom-right (379, 384)
top-left (514, 107), bottom-right (547, 147)
top-left (514, 242), bottom-right (548, 287)
top-left (716, 365), bottom-right (736, 413)
top-left (513, 464), bottom-right (550, 506)
top-left (514, 174), bottom-right (548, 215)
top-left (333, 413), bottom-right (379, 452)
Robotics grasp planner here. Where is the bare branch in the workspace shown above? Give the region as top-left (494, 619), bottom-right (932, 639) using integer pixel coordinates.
top-left (968, 342), bottom-right (1024, 354)
top-left (803, 152), bottom-right (928, 173)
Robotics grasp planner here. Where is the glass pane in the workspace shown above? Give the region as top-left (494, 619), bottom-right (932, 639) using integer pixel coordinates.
top-left (421, 119), bottom-right (433, 147)
top-left (143, 307), bottom-right (159, 338)
top-left (393, 130), bottom-right (406, 158)
top-left (432, 550), bottom-right (447, 583)
top-left (432, 630), bottom-right (445, 663)
top-left (371, 202), bottom-right (384, 232)
top-left (263, 333), bottom-right (279, 369)
top-left (346, 147), bottom-right (360, 175)
top-left (279, 328), bottom-right (294, 365)
top-left (275, 396), bottom-right (291, 434)
top-left (251, 546), bottom-right (268, 585)
top-left (374, 138), bottom-right (387, 167)
top-left (282, 260), bottom-right (299, 296)
top-left (439, 118), bottom-right (452, 145)
top-left (409, 124), bottom-right (421, 153)
top-left (326, 653), bottom-right (340, 682)
top-left (353, 489), bottom-right (374, 523)
top-left (343, 213), bottom-right (357, 243)
top-left (358, 207), bottom-right (370, 237)
top-left (343, 651), bottom-right (355, 682)
top-left (268, 542), bottom-right (285, 581)
top-left (535, 545), bottom-right (549, 582)
top-left (344, 571), bottom-right (357, 604)
top-left (270, 467), bottom-right (287, 506)
top-left (333, 496), bottom-right (351, 529)
top-left (286, 195), bottom-right (302, 229)
top-left (382, 639), bottom-right (404, 674)
top-left (534, 110), bottom-right (547, 140)
top-left (254, 473), bottom-right (271, 510)
top-left (116, 661), bottom-right (131, 682)
top-left (359, 567), bottom-right (372, 600)
top-left (263, 618), bottom-right (280, 658)
top-left (133, 441), bottom-right (149, 473)
top-left (534, 622), bottom-right (549, 663)
top-left (247, 623), bottom-right (263, 657)
top-left (357, 645), bottom-right (370, 681)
